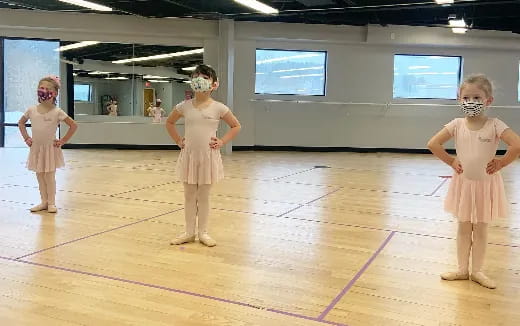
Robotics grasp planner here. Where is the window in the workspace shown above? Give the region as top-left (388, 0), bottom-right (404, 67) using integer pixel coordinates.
top-left (3, 38), bottom-right (60, 124)
top-left (2, 38), bottom-right (59, 147)
top-left (74, 83), bottom-right (92, 102)
top-left (393, 54), bottom-right (462, 100)
top-left (255, 49), bottom-right (327, 96)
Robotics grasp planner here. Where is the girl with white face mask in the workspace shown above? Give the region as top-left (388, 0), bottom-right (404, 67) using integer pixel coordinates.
top-left (427, 74), bottom-right (520, 289)
top-left (165, 65), bottom-right (241, 247)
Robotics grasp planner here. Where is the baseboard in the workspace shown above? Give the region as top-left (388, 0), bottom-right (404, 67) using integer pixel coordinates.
top-left (61, 144), bottom-right (506, 155)
top-left (62, 144), bottom-right (180, 150)
top-left (233, 145), bottom-right (457, 154)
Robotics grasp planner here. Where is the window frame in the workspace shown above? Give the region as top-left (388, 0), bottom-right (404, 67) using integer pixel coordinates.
top-left (73, 83), bottom-right (92, 103)
top-left (254, 48), bottom-right (328, 97)
top-left (393, 53), bottom-right (463, 100)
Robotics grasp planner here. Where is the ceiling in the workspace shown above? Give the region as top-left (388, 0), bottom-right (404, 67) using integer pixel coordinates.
top-left (1, 0), bottom-right (519, 33)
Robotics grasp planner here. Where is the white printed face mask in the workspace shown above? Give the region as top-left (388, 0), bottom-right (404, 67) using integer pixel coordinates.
top-left (460, 101), bottom-right (485, 117)
top-left (190, 77), bottom-right (212, 92)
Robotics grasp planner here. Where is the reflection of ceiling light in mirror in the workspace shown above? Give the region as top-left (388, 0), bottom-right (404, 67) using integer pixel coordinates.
top-left (234, 0), bottom-right (278, 14)
top-left (58, 0), bottom-right (112, 11)
top-left (449, 19), bottom-right (466, 27)
top-left (182, 66), bottom-right (197, 71)
top-left (435, 0), bottom-right (454, 4)
top-left (113, 48), bottom-right (204, 64)
top-left (105, 77), bottom-right (128, 80)
top-left (56, 41), bottom-right (100, 52)
top-left (148, 80), bottom-right (170, 83)
top-left (143, 75), bottom-right (168, 79)
top-left (452, 28), bottom-right (468, 34)
top-left (72, 73), bottom-right (78, 76)
top-left (89, 71), bottom-right (112, 75)
top-left (183, 81), bottom-right (192, 83)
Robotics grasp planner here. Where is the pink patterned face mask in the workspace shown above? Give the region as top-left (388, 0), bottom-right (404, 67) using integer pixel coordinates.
top-left (37, 88), bottom-right (55, 103)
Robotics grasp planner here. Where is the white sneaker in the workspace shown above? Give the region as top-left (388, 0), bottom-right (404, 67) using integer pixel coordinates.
top-left (47, 205), bottom-right (58, 213)
top-left (199, 233), bottom-right (216, 247)
top-left (30, 203), bottom-right (48, 212)
top-left (440, 271), bottom-right (469, 281)
top-left (170, 233), bottom-right (195, 245)
top-left (471, 272), bottom-right (497, 289)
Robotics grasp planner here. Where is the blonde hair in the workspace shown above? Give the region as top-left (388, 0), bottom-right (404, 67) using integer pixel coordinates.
top-left (38, 76), bottom-right (60, 104)
top-left (459, 74), bottom-right (493, 98)
top-left (38, 76), bottom-right (60, 93)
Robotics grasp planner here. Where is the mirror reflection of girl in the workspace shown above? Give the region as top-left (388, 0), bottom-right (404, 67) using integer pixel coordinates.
top-left (107, 99), bottom-right (118, 116)
top-left (148, 99), bottom-right (165, 123)
top-left (18, 76), bottom-right (78, 213)
top-left (166, 65), bottom-right (241, 247)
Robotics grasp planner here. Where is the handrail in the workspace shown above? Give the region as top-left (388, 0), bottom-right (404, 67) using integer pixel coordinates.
top-left (249, 98), bottom-right (520, 109)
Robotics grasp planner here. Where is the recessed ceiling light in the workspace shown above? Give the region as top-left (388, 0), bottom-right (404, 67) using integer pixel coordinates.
top-left (234, 0), bottom-right (278, 14)
top-left (58, 0), bottom-right (112, 11)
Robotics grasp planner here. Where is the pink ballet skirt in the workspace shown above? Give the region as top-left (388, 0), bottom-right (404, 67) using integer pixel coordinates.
top-left (174, 100), bottom-right (229, 185)
top-left (444, 173), bottom-right (509, 223)
top-left (27, 141), bottom-right (65, 173)
top-left (443, 118), bottom-right (510, 223)
top-left (176, 148), bottom-right (224, 185)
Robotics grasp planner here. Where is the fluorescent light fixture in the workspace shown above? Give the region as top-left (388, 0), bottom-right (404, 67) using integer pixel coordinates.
top-left (234, 0), bottom-right (278, 14)
top-left (56, 41), bottom-right (100, 52)
top-left (280, 73), bottom-right (323, 79)
top-left (58, 0), bottom-right (112, 11)
top-left (183, 81), bottom-right (192, 84)
top-left (435, 0), bottom-right (454, 4)
top-left (257, 53), bottom-right (321, 65)
top-left (273, 66), bottom-right (323, 73)
top-left (449, 19), bottom-right (466, 28)
top-left (181, 66), bottom-right (197, 71)
top-left (143, 75), bottom-right (168, 79)
top-left (148, 80), bottom-right (170, 83)
top-left (452, 28), bottom-right (468, 34)
top-left (112, 48), bottom-right (204, 64)
top-left (88, 71), bottom-right (111, 75)
top-left (105, 77), bottom-right (128, 80)
top-left (72, 73), bottom-right (78, 76)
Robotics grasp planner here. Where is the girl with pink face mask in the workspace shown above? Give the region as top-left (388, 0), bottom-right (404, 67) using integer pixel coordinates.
top-left (18, 76), bottom-right (78, 214)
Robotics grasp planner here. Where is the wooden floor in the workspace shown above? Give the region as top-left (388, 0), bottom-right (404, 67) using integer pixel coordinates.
top-left (0, 148), bottom-right (519, 326)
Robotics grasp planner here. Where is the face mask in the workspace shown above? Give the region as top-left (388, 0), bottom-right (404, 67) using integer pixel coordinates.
top-left (190, 77), bottom-right (212, 92)
top-left (460, 101), bottom-right (485, 117)
top-left (38, 88), bottom-right (55, 103)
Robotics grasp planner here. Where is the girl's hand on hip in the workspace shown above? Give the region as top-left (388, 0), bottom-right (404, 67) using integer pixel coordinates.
top-left (451, 158), bottom-right (463, 174)
top-left (54, 139), bottom-right (64, 148)
top-left (486, 158), bottom-right (503, 174)
top-left (209, 137), bottom-right (223, 149)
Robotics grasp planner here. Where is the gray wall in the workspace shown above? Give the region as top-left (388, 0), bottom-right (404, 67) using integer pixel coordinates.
top-left (233, 22), bottom-right (520, 149)
top-left (1, 9), bottom-right (519, 148)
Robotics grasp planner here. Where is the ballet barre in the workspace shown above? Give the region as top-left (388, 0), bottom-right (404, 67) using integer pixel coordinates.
top-left (249, 98), bottom-right (520, 109)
